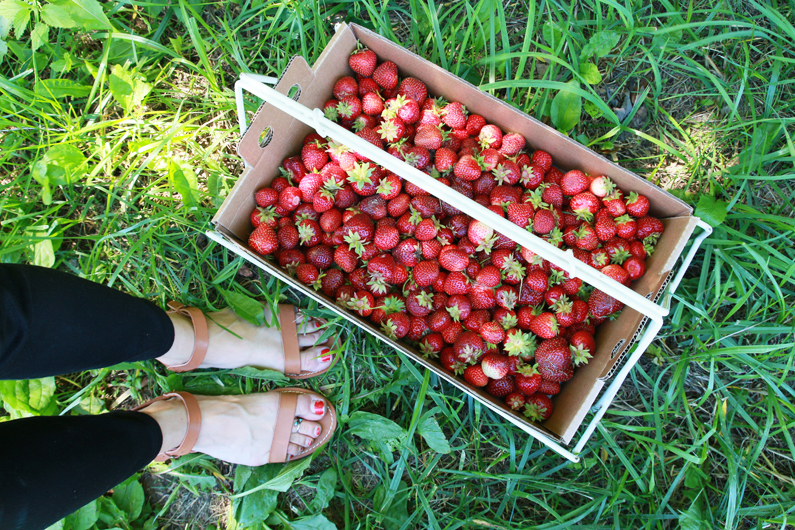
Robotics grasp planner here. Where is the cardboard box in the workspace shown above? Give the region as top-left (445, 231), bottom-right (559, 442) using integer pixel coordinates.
top-left (212, 23), bottom-right (698, 449)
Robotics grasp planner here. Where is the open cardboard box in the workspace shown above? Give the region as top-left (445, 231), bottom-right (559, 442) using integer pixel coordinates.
top-left (212, 23), bottom-right (698, 451)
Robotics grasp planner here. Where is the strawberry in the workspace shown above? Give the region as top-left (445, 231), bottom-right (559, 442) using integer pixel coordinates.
top-left (636, 215), bottom-right (664, 239)
top-left (541, 183), bottom-right (564, 208)
top-left (417, 332), bottom-right (444, 359)
top-left (602, 191), bottom-right (626, 217)
top-left (463, 365), bottom-right (489, 387)
top-left (440, 347), bottom-right (465, 373)
top-left (569, 332), bottom-right (594, 366)
top-left (529, 312), bottom-right (559, 339)
top-left (296, 263), bottom-right (319, 286)
top-left (445, 294), bottom-right (471, 322)
top-left (475, 265), bottom-right (501, 288)
top-left (574, 225), bottom-right (599, 251)
top-left (498, 133), bottom-right (525, 156)
top-left (481, 352), bottom-right (510, 379)
top-left (393, 238), bottom-right (421, 266)
top-left (428, 308), bottom-right (453, 332)
top-left (376, 117), bottom-right (406, 143)
top-left (355, 127), bottom-right (385, 154)
top-left (588, 289), bottom-right (623, 318)
top-left (441, 321), bottom-right (463, 344)
top-left (372, 61), bottom-right (398, 90)
top-left (468, 285), bottom-right (496, 309)
top-left (382, 312), bottom-right (411, 339)
top-left (506, 204), bottom-right (534, 229)
top-left (623, 256), bottom-right (646, 280)
top-left (320, 268), bottom-right (344, 297)
top-left (465, 114), bottom-right (486, 136)
top-left (406, 290), bottom-right (434, 317)
top-left (374, 224), bottom-right (400, 251)
top-left (480, 321), bottom-right (506, 344)
top-left (495, 285), bottom-right (519, 310)
top-left (347, 290), bottom-right (375, 317)
top-left (454, 331), bottom-right (485, 363)
top-left (560, 170), bottom-right (590, 196)
top-left (466, 220), bottom-right (496, 252)
top-left (349, 49), bottom-right (377, 77)
top-left (589, 176), bottom-right (615, 198)
top-left (297, 219), bottom-right (321, 247)
top-left (334, 245), bottom-right (359, 273)
top-left (506, 392), bottom-right (527, 410)
top-left (411, 195), bottom-right (441, 218)
top-left (533, 209), bottom-right (556, 235)
top-left (439, 248), bottom-right (469, 272)
top-left (248, 225), bottom-right (278, 255)
top-left (595, 215), bottom-right (617, 241)
top-left (490, 185), bottom-right (522, 207)
top-left (250, 207), bottom-right (277, 230)
top-left (414, 124), bottom-right (443, 150)
top-left (361, 92), bottom-right (385, 116)
top-left (625, 191), bottom-right (650, 217)
top-left (538, 379), bottom-right (561, 395)
top-left (434, 147), bottom-right (458, 173)
top-left (337, 95), bottom-right (362, 120)
top-left (301, 142), bottom-right (329, 172)
top-left (523, 393), bottom-right (553, 421)
top-left (478, 124), bottom-right (503, 149)
top-left (442, 102), bottom-right (467, 129)
top-left (515, 365), bottom-right (541, 396)
top-left (525, 270), bottom-right (549, 293)
top-left (278, 249), bottom-right (305, 270)
top-left (307, 245), bottom-right (333, 270)
top-left (486, 375), bottom-right (516, 397)
top-left (531, 150), bottom-right (553, 172)
top-left (359, 195), bottom-right (387, 219)
top-left (277, 224), bottom-right (299, 250)
top-left (377, 173), bottom-right (402, 200)
top-left (601, 263), bottom-right (630, 285)
top-left (422, 239), bottom-right (442, 260)
top-left (570, 192), bottom-right (601, 220)
top-left (397, 77), bottom-right (428, 105)
top-left (414, 218), bottom-right (438, 241)
top-left (333, 76), bottom-right (358, 100)
top-left (319, 209), bottom-right (343, 233)
top-left (278, 186), bottom-right (302, 212)
top-left (255, 187), bottom-right (279, 208)
top-left (614, 214), bottom-right (637, 239)
top-left (414, 260), bottom-right (441, 287)
top-left (534, 337), bottom-right (572, 382)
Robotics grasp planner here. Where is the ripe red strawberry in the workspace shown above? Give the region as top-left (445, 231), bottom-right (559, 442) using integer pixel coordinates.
top-left (278, 249), bottom-right (306, 269)
top-left (277, 224), bottom-right (299, 250)
top-left (481, 352), bottom-right (510, 379)
top-left (349, 49), bottom-right (377, 76)
top-left (588, 289), bottom-right (624, 318)
top-left (531, 150), bottom-right (553, 172)
top-left (541, 183), bottom-right (563, 208)
top-left (319, 209), bottom-right (343, 233)
top-left (569, 330), bottom-right (595, 366)
top-left (406, 315), bottom-right (429, 341)
top-left (490, 185), bottom-right (522, 207)
top-left (468, 285), bottom-right (496, 309)
top-left (417, 333), bottom-right (444, 359)
top-left (361, 92), bottom-right (384, 116)
top-left (248, 225), bottom-right (278, 255)
top-left (255, 187), bottom-right (279, 208)
top-left (465, 114), bottom-right (486, 136)
top-left (533, 209), bottom-right (556, 235)
top-left (382, 312), bottom-right (410, 339)
top-left (523, 393), bottom-right (553, 421)
top-left (414, 260), bottom-right (441, 287)
top-left (441, 321), bottom-right (463, 344)
top-left (334, 245), bottom-right (359, 273)
top-left (498, 133), bottom-right (525, 156)
top-left (297, 219), bottom-right (321, 247)
top-left (440, 347), bottom-right (465, 373)
top-left (445, 294), bottom-right (471, 322)
top-left (442, 102), bottom-right (467, 129)
top-left (614, 215), bottom-right (637, 239)
top-left (358, 77), bottom-right (380, 96)
top-left (372, 60), bottom-right (398, 90)
top-left (454, 331), bottom-right (484, 363)
top-left (414, 124), bottom-right (443, 150)
top-left (406, 290), bottom-right (434, 317)
top-left (333, 76), bottom-right (358, 100)
top-left (601, 263), bottom-right (630, 285)
top-left (623, 256), bottom-right (646, 280)
top-left (570, 192), bottom-right (601, 219)
top-left (301, 143), bottom-right (329, 172)
top-left (376, 117), bottom-right (406, 143)
top-left (506, 203), bottom-right (534, 229)
top-left (534, 337), bottom-right (572, 382)
top-left (422, 239), bottom-right (442, 260)
top-left (250, 207), bottom-right (277, 230)
top-left (505, 392), bottom-right (526, 410)
top-left (486, 376), bottom-right (516, 397)
top-left (439, 248), bottom-right (469, 272)
top-left (307, 245), bottom-right (333, 270)
top-left (296, 263), bottom-right (319, 286)
top-left (538, 379), bottom-right (561, 395)
top-left (625, 191), bottom-right (650, 217)
top-left (411, 195), bottom-right (441, 217)
top-left (480, 321), bottom-right (506, 344)
top-left (278, 186), bottom-right (302, 212)
top-left (478, 124), bottom-right (502, 149)
top-left (574, 225), bottom-right (599, 251)
top-left (515, 365), bottom-right (541, 396)
top-left (320, 268), bottom-right (344, 297)
top-left (595, 215), bottom-right (617, 242)
top-left (463, 365), bottom-right (489, 387)
top-left (529, 312), bottom-right (559, 339)
top-left (347, 290), bottom-right (375, 317)
top-left (636, 216), bottom-right (664, 239)
top-left (474, 265), bottom-right (500, 288)
top-left (524, 270), bottom-right (548, 293)
top-left (589, 248), bottom-right (610, 269)
top-left (414, 218), bottom-right (438, 241)
top-left (337, 95), bottom-right (362, 120)
top-left (427, 308), bottom-right (453, 332)
top-left (602, 191), bottom-right (626, 217)
top-left (560, 170), bottom-right (590, 196)
top-left (397, 77), bottom-right (428, 105)
top-left (373, 224), bottom-right (399, 251)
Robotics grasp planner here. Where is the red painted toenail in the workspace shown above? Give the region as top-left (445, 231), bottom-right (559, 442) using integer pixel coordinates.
top-left (321, 348), bottom-right (330, 355)
top-left (321, 355), bottom-right (332, 362)
top-left (316, 427), bottom-right (321, 436)
top-left (307, 438), bottom-right (313, 446)
top-left (313, 400), bottom-right (324, 413)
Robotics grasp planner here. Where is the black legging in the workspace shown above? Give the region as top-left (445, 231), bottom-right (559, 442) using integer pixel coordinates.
top-left (0, 264), bottom-right (176, 530)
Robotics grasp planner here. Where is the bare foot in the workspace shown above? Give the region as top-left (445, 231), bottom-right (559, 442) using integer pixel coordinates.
top-left (157, 306), bottom-right (334, 374)
top-left (139, 392), bottom-right (329, 466)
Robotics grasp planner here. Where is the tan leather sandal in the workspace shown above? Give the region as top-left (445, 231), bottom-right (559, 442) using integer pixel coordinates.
top-left (163, 302), bottom-right (340, 379)
top-left (134, 389), bottom-right (337, 464)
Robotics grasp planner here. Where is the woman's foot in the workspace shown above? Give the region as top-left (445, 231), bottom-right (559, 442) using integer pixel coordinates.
top-left (139, 392), bottom-right (328, 466)
top-left (157, 307), bottom-right (334, 374)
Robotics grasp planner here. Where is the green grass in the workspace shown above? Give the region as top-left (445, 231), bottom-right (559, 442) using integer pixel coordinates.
top-left (2, 0), bottom-right (795, 528)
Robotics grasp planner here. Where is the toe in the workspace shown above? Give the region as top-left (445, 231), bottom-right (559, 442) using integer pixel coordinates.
top-left (290, 432), bottom-right (315, 448)
top-left (298, 420), bottom-right (322, 438)
top-left (295, 393), bottom-right (326, 420)
top-left (298, 330), bottom-right (326, 347)
top-left (286, 443), bottom-right (306, 459)
top-left (299, 345), bottom-right (334, 373)
top-left (295, 311), bottom-right (325, 333)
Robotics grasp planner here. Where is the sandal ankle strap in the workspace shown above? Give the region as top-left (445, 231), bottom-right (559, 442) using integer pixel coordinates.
top-left (164, 301), bottom-right (209, 372)
top-left (134, 391), bottom-right (202, 462)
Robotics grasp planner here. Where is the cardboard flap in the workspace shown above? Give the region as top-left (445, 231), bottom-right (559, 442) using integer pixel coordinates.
top-left (238, 56), bottom-right (316, 167)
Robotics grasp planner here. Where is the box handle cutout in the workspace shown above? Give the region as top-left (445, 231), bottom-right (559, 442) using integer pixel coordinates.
top-left (259, 126), bottom-right (273, 148)
top-left (287, 84), bottom-right (301, 101)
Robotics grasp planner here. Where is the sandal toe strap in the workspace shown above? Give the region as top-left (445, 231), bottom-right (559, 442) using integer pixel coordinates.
top-left (279, 304), bottom-right (302, 376)
top-left (165, 301), bottom-right (209, 372)
top-left (270, 391), bottom-right (299, 463)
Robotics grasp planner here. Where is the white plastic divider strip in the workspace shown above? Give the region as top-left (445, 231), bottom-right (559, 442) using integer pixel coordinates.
top-left (235, 74), bottom-right (667, 321)
top-left (235, 74), bottom-right (280, 136)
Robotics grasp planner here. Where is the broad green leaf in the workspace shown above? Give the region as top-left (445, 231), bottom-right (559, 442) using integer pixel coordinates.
top-left (309, 468), bottom-right (337, 512)
top-left (234, 465), bottom-right (280, 526)
top-left (233, 458), bottom-right (312, 500)
top-left (679, 496), bottom-right (709, 530)
top-left (695, 195), bottom-right (729, 228)
top-left (64, 500), bottom-right (98, 530)
top-left (76, 395), bottom-right (106, 414)
top-left (218, 288), bottom-right (265, 326)
top-left (542, 22), bottom-right (562, 49)
top-left (108, 63), bottom-right (152, 113)
top-left (374, 480), bottom-right (410, 530)
top-left (550, 80), bottom-right (582, 132)
top-left (96, 496), bottom-right (125, 526)
top-left (168, 470), bottom-right (218, 490)
top-left (112, 478), bottom-right (144, 520)
top-left (582, 30), bottom-right (621, 58)
top-left (31, 21), bottom-right (48, 51)
top-left (346, 411), bottom-right (406, 441)
top-left (233, 465), bottom-right (253, 492)
top-left (168, 159), bottom-right (199, 207)
top-left (35, 78), bottom-right (91, 98)
top-left (417, 413), bottom-right (450, 454)
top-left (31, 144), bottom-right (88, 187)
top-left (583, 100), bottom-right (602, 119)
top-left (0, 0), bottom-right (30, 38)
top-left (46, 0), bottom-right (112, 30)
top-left (0, 12), bottom-right (9, 38)
top-left (579, 61), bottom-right (602, 85)
top-left (226, 366), bottom-right (288, 383)
top-left (33, 238), bottom-right (55, 267)
top-left (282, 514), bottom-right (337, 530)
top-left (51, 52), bottom-right (75, 73)
top-left (41, 2), bottom-right (79, 27)
top-left (0, 377), bottom-right (56, 416)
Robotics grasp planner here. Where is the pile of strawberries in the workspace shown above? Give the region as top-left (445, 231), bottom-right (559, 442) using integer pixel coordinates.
top-left (247, 47), bottom-right (665, 423)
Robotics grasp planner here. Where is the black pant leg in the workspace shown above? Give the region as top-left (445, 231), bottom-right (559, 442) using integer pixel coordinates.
top-left (0, 411), bottom-right (162, 530)
top-left (0, 264), bottom-right (175, 379)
